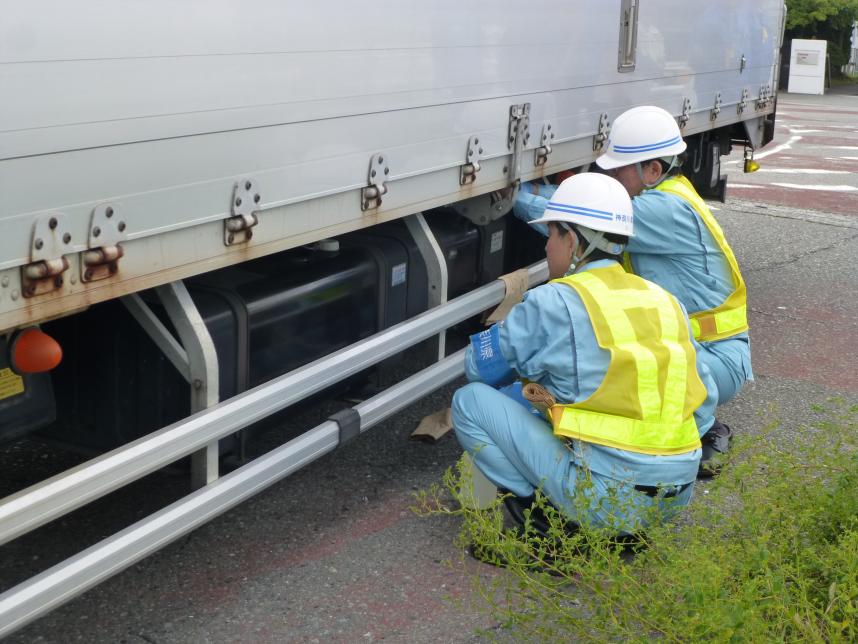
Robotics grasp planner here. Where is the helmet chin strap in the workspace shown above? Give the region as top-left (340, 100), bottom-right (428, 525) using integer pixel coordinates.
top-left (565, 226), bottom-right (625, 275)
top-left (635, 155), bottom-right (678, 188)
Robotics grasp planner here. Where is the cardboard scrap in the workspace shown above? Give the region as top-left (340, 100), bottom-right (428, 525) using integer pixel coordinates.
top-left (485, 268), bottom-right (530, 324)
top-left (410, 407), bottom-right (453, 443)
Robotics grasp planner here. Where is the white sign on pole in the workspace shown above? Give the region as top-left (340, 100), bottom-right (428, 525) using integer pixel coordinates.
top-left (788, 39), bottom-right (827, 94)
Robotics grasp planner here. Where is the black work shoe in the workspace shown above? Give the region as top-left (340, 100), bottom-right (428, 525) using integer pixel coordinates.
top-left (698, 420), bottom-right (733, 479)
top-left (501, 492), bottom-right (580, 540)
top-left (467, 540), bottom-right (565, 575)
top-left (467, 541), bottom-right (515, 569)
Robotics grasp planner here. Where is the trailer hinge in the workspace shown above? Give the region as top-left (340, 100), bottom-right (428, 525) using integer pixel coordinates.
top-left (593, 113), bottom-right (610, 152)
top-left (678, 98), bottom-right (692, 129)
top-left (460, 136), bottom-right (483, 186)
top-left (224, 179), bottom-right (261, 245)
top-left (710, 93), bottom-right (722, 122)
top-left (361, 154), bottom-right (390, 210)
top-left (81, 203), bottom-right (127, 282)
top-left (756, 84), bottom-right (773, 110)
top-left (505, 103), bottom-right (531, 187)
top-left (737, 88), bottom-right (750, 115)
top-left (534, 123), bottom-right (555, 167)
top-left (22, 213), bottom-right (72, 297)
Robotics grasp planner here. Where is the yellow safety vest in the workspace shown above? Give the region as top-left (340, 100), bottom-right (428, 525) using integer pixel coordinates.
top-left (623, 176), bottom-right (749, 342)
top-left (550, 264), bottom-right (705, 456)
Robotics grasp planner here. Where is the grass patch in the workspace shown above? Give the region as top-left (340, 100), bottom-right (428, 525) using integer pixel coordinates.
top-left (416, 399), bottom-right (858, 642)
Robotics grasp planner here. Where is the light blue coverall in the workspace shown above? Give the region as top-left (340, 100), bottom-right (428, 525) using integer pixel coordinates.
top-left (514, 182), bottom-right (753, 406)
top-left (451, 259), bottom-right (718, 534)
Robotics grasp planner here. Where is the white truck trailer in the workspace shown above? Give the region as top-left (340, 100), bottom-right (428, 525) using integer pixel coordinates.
top-left (0, 1), bottom-right (786, 634)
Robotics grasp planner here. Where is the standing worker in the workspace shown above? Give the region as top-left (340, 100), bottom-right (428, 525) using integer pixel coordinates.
top-left (514, 106), bottom-right (751, 476)
top-left (452, 173), bottom-right (718, 538)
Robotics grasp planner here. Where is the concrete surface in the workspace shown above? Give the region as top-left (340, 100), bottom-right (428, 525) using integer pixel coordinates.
top-left (2, 91), bottom-right (858, 643)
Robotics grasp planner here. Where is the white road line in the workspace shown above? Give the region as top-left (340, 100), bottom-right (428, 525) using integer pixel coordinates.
top-left (729, 183), bottom-right (766, 189)
top-left (725, 135), bottom-right (802, 165)
top-left (756, 136), bottom-right (803, 160)
top-left (830, 146), bottom-right (858, 151)
top-left (789, 129), bottom-right (823, 134)
top-left (780, 102), bottom-right (858, 112)
top-left (771, 183), bottom-right (858, 192)
top-left (754, 168), bottom-right (850, 175)
top-left (826, 156), bottom-right (858, 161)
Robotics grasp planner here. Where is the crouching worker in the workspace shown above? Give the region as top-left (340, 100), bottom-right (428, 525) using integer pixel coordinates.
top-left (452, 174), bottom-right (718, 539)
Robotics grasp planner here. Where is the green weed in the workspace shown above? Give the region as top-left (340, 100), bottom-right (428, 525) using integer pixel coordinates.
top-left (415, 401), bottom-right (858, 642)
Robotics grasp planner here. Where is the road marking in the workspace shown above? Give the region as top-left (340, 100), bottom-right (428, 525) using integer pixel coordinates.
top-left (725, 135), bottom-right (802, 165)
top-left (830, 146), bottom-right (858, 151)
top-left (729, 183), bottom-right (766, 189)
top-left (780, 102), bottom-right (858, 112)
top-left (826, 156), bottom-right (858, 161)
top-left (771, 183), bottom-right (858, 192)
top-left (754, 168), bottom-right (850, 175)
top-left (789, 129), bottom-right (824, 134)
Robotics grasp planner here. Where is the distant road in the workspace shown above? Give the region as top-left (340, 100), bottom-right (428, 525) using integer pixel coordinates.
top-left (724, 91), bottom-right (858, 216)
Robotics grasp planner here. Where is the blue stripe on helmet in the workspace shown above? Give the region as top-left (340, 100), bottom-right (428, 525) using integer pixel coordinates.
top-left (613, 135), bottom-right (682, 153)
top-left (548, 202), bottom-right (614, 217)
top-left (545, 202), bottom-right (614, 221)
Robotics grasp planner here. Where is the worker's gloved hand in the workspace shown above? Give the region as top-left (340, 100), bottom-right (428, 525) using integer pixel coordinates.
top-left (522, 382), bottom-right (557, 414)
top-left (492, 185), bottom-right (517, 203)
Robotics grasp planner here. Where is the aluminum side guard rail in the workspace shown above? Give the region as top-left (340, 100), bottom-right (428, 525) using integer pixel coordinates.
top-left (0, 260), bottom-right (548, 637)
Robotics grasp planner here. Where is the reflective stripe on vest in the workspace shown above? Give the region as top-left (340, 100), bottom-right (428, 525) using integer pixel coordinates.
top-left (550, 264), bottom-right (705, 456)
top-left (654, 176), bottom-right (749, 342)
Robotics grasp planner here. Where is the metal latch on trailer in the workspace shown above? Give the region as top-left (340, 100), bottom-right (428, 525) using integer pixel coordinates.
top-left (617, 0), bottom-right (639, 72)
top-left (678, 98), bottom-right (692, 129)
top-left (710, 93), bottom-right (722, 121)
top-left (756, 84), bottom-right (773, 110)
top-left (737, 88), bottom-right (750, 115)
top-left (225, 179), bottom-right (261, 245)
top-left (22, 214), bottom-right (72, 297)
top-left (460, 136), bottom-right (483, 186)
top-left (506, 103), bottom-right (530, 186)
top-left (593, 113), bottom-right (610, 151)
top-left (534, 123), bottom-right (555, 167)
top-left (82, 204), bottom-right (127, 282)
top-left (361, 154), bottom-right (390, 210)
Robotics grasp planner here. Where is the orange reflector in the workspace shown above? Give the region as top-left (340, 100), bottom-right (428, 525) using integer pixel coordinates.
top-left (10, 328), bottom-right (62, 374)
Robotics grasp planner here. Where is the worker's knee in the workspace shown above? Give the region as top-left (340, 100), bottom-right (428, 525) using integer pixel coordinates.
top-left (708, 363), bottom-right (744, 405)
top-left (451, 382), bottom-right (500, 449)
top-left (451, 382), bottom-right (491, 424)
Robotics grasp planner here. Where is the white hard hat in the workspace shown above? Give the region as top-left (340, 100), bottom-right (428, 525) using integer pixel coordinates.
top-left (529, 173), bottom-right (634, 238)
top-left (596, 105), bottom-right (687, 170)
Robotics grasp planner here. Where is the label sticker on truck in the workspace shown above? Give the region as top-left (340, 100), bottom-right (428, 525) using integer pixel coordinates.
top-left (391, 263), bottom-right (407, 286)
top-left (490, 230), bottom-right (504, 254)
top-left (0, 368), bottom-right (24, 401)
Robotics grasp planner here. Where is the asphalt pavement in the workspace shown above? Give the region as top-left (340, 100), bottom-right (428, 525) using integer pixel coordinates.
top-left (724, 91), bottom-right (858, 214)
top-left (3, 90), bottom-right (858, 643)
